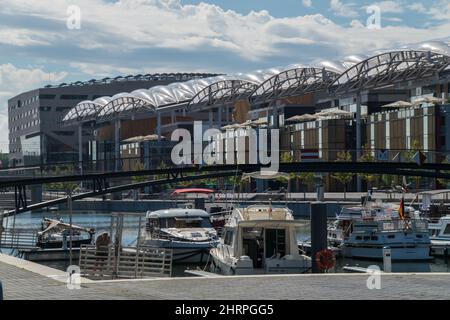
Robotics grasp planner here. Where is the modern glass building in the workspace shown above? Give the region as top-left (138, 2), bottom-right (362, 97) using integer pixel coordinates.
top-left (8, 73), bottom-right (218, 167)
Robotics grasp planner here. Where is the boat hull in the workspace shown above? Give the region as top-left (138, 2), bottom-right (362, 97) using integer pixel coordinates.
top-left (342, 244), bottom-right (432, 261)
top-left (430, 239), bottom-right (450, 256)
top-left (143, 239), bottom-right (217, 264)
top-left (37, 238), bottom-right (92, 249)
top-left (210, 250), bottom-right (311, 275)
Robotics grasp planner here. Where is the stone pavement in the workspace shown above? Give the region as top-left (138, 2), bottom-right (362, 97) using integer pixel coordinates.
top-left (1, 258), bottom-right (450, 300)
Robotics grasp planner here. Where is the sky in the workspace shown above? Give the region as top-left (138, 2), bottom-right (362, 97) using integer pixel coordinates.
top-left (1, 0), bottom-right (450, 152)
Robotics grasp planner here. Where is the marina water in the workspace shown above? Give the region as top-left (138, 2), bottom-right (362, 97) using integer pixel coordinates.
top-left (2, 211), bottom-right (449, 275)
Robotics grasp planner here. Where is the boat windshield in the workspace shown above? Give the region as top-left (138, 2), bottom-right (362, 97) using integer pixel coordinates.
top-left (158, 217), bottom-right (212, 229)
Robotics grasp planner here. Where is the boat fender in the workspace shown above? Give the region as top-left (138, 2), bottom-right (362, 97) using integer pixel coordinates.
top-left (315, 249), bottom-right (336, 273)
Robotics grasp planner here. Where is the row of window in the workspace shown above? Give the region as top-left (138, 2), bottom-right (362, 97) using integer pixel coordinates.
top-left (10, 106), bottom-right (74, 123)
top-left (10, 120), bottom-right (41, 132)
top-left (10, 94), bottom-right (89, 111)
top-left (10, 108), bottom-right (39, 122)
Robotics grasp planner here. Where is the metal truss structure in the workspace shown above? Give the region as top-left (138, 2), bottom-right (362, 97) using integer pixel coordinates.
top-left (250, 67), bottom-right (340, 106)
top-left (62, 42), bottom-right (450, 125)
top-left (330, 50), bottom-right (450, 95)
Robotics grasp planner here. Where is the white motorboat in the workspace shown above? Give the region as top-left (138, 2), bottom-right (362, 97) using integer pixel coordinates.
top-left (328, 198), bottom-right (416, 246)
top-left (342, 218), bottom-right (432, 261)
top-left (142, 208), bottom-right (219, 263)
top-left (328, 196), bottom-right (431, 261)
top-left (210, 205), bottom-right (311, 275)
top-left (429, 215), bottom-right (450, 256)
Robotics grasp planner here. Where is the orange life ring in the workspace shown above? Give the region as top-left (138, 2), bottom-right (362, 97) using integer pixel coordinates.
top-left (315, 249), bottom-right (336, 272)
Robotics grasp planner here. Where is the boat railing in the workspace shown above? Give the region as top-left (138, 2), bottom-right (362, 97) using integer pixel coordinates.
top-left (354, 219), bottom-right (429, 233)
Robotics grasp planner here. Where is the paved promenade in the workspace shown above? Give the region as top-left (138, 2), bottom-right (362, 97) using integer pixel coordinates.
top-left (1, 254), bottom-right (450, 300)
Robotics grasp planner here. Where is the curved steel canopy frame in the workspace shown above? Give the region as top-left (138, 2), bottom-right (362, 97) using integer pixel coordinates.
top-left (249, 67), bottom-right (340, 106)
top-left (62, 44), bottom-right (450, 125)
top-left (187, 80), bottom-right (258, 111)
top-left (330, 50), bottom-right (450, 95)
top-left (62, 97), bottom-right (111, 124)
top-left (97, 96), bottom-right (157, 122)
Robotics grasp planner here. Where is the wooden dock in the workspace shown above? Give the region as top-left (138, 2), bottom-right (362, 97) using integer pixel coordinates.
top-left (1, 253), bottom-right (450, 300)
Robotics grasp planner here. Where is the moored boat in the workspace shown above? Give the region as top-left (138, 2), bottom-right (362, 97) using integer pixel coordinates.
top-left (210, 204), bottom-right (311, 275)
top-left (429, 215), bottom-right (450, 256)
top-left (37, 218), bottom-right (95, 249)
top-left (142, 208), bottom-right (219, 263)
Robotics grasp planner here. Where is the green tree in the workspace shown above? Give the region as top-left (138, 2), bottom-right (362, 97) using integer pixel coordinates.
top-left (298, 172), bottom-right (315, 200)
top-left (332, 151), bottom-right (354, 200)
top-left (404, 140), bottom-right (423, 191)
top-left (358, 144), bottom-right (379, 189)
top-left (132, 162), bottom-right (147, 184)
top-left (277, 152), bottom-right (296, 193)
top-left (438, 158), bottom-right (450, 188)
top-left (45, 166), bottom-right (79, 193)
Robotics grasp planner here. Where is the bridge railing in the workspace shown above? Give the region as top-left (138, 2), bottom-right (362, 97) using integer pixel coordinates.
top-left (2, 148), bottom-right (450, 181)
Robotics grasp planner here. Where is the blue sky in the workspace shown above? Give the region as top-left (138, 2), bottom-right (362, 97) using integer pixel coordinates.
top-left (0, 0), bottom-right (450, 151)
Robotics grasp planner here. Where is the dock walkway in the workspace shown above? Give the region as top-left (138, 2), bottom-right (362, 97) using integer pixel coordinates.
top-left (1, 254), bottom-right (450, 300)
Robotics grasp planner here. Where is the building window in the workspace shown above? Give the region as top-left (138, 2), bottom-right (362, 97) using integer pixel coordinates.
top-left (60, 94), bottom-right (88, 100)
top-left (39, 94), bottom-right (56, 99)
top-left (56, 106), bottom-right (71, 112)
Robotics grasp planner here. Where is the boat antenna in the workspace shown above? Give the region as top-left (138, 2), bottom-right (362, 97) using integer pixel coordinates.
top-left (230, 165), bottom-right (240, 208)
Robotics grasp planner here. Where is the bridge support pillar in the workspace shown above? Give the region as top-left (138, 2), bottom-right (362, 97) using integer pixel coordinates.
top-left (310, 202), bottom-right (328, 273)
top-left (31, 185), bottom-right (43, 205)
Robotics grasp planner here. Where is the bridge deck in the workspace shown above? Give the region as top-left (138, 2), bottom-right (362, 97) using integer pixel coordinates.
top-left (1, 254), bottom-right (450, 300)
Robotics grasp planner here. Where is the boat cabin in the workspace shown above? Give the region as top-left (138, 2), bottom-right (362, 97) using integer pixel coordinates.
top-left (146, 209), bottom-right (213, 231)
top-left (221, 206), bottom-right (301, 270)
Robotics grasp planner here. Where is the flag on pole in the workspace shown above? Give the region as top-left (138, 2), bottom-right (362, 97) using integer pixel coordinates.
top-left (398, 197), bottom-right (406, 220)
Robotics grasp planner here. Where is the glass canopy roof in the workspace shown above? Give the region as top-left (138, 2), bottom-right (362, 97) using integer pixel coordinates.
top-left (63, 40), bottom-right (450, 124)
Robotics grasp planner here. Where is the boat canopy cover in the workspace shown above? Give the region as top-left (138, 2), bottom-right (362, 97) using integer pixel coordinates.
top-left (171, 188), bottom-right (215, 196)
top-left (146, 209), bottom-right (210, 219)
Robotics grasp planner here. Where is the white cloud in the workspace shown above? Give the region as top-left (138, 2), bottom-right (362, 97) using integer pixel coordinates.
top-left (0, 28), bottom-right (55, 47)
top-left (373, 1), bottom-right (404, 13)
top-left (0, 114), bottom-right (9, 153)
top-left (68, 62), bottom-right (140, 78)
top-left (408, 2), bottom-right (428, 14)
top-left (384, 17), bottom-right (403, 22)
top-left (302, 0), bottom-right (313, 8)
top-left (0, 0), bottom-right (448, 63)
top-left (0, 64), bottom-right (67, 152)
top-left (329, 0), bottom-right (359, 18)
top-left (429, 0), bottom-right (450, 20)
